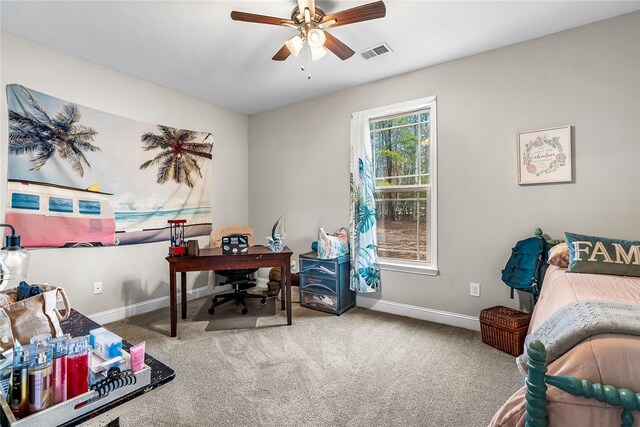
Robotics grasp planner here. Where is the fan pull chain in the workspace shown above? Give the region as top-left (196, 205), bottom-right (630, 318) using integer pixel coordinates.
top-left (299, 43), bottom-right (312, 79)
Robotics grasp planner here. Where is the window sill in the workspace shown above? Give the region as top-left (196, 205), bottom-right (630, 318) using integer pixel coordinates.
top-left (378, 260), bottom-right (438, 276)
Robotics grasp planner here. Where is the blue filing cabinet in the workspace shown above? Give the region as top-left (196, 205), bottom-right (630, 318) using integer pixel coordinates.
top-left (299, 252), bottom-right (355, 315)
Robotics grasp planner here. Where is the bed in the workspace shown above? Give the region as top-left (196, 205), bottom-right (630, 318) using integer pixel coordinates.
top-left (490, 262), bottom-right (640, 426)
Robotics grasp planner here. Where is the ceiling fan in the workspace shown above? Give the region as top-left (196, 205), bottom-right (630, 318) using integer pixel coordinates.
top-left (230, 0), bottom-right (386, 62)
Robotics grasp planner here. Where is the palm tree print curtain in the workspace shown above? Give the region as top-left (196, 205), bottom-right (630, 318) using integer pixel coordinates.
top-left (350, 113), bottom-right (381, 293)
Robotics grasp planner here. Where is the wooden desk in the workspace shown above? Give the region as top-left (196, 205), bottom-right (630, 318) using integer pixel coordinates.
top-left (166, 246), bottom-right (293, 337)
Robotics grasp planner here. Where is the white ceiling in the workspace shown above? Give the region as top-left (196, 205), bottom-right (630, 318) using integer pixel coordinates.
top-left (1, 1), bottom-right (638, 115)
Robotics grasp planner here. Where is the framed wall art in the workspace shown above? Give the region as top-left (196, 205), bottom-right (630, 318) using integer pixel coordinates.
top-left (517, 125), bottom-right (572, 185)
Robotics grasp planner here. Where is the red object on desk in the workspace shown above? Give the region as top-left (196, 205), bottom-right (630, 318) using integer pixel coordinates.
top-left (166, 246), bottom-right (293, 337)
top-left (168, 219), bottom-right (187, 256)
top-left (67, 353), bottom-right (89, 399)
top-left (168, 246), bottom-right (186, 256)
top-left (52, 353), bottom-right (67, 404)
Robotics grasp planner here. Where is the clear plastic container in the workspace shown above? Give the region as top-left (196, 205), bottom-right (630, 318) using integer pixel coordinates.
top-left (27, 343), bottom-right (53, 414)
top-left (29, 334), bottom-right (51, 348)
top-left (10, 344), bottom-right (29, 419)
top-left (67, 336), bottom-right (89, 399)
top-left (89, 328), bottom-right (122, 361)
top-left (50, 336), bottom-right (68, 404)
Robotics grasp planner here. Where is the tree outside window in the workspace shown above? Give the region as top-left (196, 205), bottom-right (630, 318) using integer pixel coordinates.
top-left (370, 109), bottom-right (431, 263)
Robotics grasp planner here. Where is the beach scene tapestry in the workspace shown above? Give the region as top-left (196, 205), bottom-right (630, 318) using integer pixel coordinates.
top-left (6, 84), bottom-right (213, 248)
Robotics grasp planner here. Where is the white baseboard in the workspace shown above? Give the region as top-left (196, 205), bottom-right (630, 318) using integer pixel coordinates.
top-left (88, 286), bottom-right (215, 325)
top-left (88, 279), bottom-right (269, 325)
top-left (88, 281), bottom-right (479, 331)
top-left (356, 295), bottom-right (480, 331)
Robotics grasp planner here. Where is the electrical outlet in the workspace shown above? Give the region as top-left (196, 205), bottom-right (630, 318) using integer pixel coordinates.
top-left (290, 260), bottom-right (297, 272)
top-left (93, 281), bottom-right (103, 295)
top-left (470, 282), bottom-right (480, 297)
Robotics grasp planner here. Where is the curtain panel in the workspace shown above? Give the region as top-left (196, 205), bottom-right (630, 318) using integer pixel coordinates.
top-left (349, 113), bottom-right (381, 293)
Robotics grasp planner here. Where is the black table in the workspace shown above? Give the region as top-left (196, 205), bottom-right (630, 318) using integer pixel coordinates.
top-left (58, 310), bottom-right (175, 426)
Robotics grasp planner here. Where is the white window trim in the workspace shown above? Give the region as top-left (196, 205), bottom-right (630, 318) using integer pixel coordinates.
top-left (378, 258), bottom-right (438, 276)
top-left (356, 96), bottom-right (438, 276)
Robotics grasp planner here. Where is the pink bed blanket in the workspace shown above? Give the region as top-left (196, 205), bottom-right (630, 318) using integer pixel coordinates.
top-left (489, 266), bottom-right (640, 427)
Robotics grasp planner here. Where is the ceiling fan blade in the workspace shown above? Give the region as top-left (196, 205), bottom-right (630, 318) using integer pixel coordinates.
top-left (322, 1), bottom-right (386, 28)
top-left (324, 32), bottom-right (355, 60)
top-left (272, 45), bottom-right (292, 61)
top-left (230, 11), bottom-right (293, 26)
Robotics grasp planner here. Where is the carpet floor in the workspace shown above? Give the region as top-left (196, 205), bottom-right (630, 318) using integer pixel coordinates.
top-left (191, 296), bottom-right (277, 331)
top-left (106, 297), bottom-right (522, 427)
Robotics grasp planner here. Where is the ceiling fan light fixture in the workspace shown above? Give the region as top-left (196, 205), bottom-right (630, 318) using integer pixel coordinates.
top-left (285, 34), bottom-right (304, 57)
top-left (307, 28), bottom-right (326, 48)
top-left (231, 0), bottom-right (386, 65)
top-left (310, 45), bottom-right (327, 61)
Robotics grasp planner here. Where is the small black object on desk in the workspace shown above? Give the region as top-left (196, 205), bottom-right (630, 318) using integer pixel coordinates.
top-left (221, 235), bottom-right (249, 255)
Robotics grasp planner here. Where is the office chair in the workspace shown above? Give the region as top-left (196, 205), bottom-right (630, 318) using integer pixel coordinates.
top-left (208, 226), bottom-right (265, 315)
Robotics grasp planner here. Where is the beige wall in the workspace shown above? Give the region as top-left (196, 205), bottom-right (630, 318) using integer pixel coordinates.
top-left (248, 12), bottom-right (640, 317)
top-left (1, 12), bottom-right (638, 322)
top-left (0, 33), bottom-right (249, 317)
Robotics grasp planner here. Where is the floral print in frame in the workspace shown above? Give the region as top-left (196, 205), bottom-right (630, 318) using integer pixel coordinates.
top-left (517, 125), bottom-right (572, 185)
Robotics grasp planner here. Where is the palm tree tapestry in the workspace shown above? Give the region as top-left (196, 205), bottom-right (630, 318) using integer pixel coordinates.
top-left (140, 125), bottom-right (212, 188)
top-left (6, 84), bottom-right (213, 248)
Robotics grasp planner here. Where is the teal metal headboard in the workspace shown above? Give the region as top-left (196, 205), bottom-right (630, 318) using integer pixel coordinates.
top-left (533, 227), bottom-right (564, 252)
top-left (524, 340), bottom-right (640, 427)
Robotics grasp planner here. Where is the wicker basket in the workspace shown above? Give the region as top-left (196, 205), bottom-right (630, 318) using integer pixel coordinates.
top-left (480, 306), bottom-right (531, 356)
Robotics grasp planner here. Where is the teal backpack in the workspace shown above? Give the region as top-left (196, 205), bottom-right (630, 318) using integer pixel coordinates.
top-left (502, 237), bottom-right (548, 299)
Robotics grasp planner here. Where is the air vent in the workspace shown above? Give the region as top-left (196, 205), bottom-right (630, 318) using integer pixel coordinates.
top-left (360, 43), bottom-right (392, 60)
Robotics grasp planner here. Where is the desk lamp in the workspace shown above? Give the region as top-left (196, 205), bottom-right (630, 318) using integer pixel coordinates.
top-left (0, 224), bottom-right (30, 291)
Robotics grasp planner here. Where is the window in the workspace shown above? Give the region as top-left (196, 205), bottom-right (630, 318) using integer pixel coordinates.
top-left (49, 197), bottom-right (73, 213)
top-left (11, 193), bottom-right (40, 210)
top-left (367, 97), bottom-right (437, 274)
top-left (79, 200), bottom-right (101, 215)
